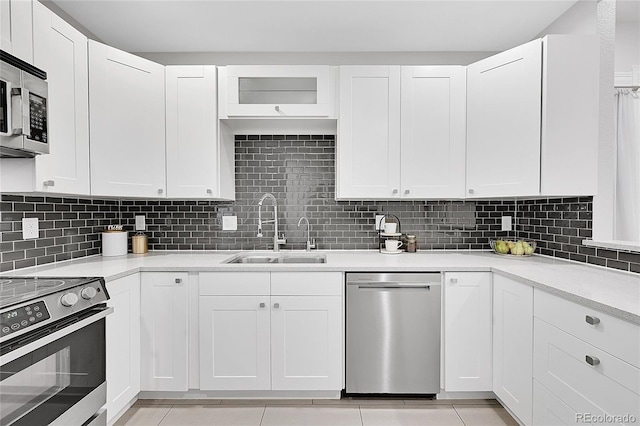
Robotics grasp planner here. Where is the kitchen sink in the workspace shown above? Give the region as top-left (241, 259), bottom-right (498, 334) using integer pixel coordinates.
top-left (225, 253), bottom-right (327, 264)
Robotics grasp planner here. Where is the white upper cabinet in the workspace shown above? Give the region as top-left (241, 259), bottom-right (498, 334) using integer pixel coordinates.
top-left (88, 40), bottom-right (166, 198)
top-left (1, 0), bottom-right (33, 63)
top-left (166, 66), bottom-right (233, 200)
top-left (467, 35), bottom-right (599, 198)
top-left (219, 65), bottom-right (336, 118)
top-left (337, 66), bottom-right (401, 199)
top-left (466, 39), bottom-right (542, 198)
top-left (32, 0), bottom-right (90, 195)
top-left (400, 66), bottom-right (466, 199)
top-left (540, 35), bottom-right (599, 197)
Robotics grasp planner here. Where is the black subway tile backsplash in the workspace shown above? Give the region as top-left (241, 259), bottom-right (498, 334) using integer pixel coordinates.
top-left (1, 135), bottom-right (638, 273)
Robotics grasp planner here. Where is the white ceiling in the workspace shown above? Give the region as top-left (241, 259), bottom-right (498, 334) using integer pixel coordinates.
top-left (49, 0), bottom-right (584, 53)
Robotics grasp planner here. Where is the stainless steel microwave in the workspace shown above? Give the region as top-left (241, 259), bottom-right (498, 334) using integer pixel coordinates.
top-left (0, 50), bottom-right (49, 158)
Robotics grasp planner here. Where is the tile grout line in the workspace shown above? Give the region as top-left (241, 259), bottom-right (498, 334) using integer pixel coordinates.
top-left (259, 405), bottom-right (267, 426)
top-left (156, 404), bottom-right (174, 426)
top-left (358, 405), bottom-right (364, 426)
top-left (452, 405), bottom-right (468, 426)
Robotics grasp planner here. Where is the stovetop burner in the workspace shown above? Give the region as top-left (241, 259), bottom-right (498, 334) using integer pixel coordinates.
top-left (0, 277), bottom-right (101, 309)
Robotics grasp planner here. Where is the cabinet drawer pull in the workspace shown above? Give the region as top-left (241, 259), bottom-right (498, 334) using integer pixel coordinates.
top-left (585, 355), bottom-right (600, 366)
top-left (259, 302), bottom-right (265, 308)
top-left (404, 189), bottom-right (410, 195)
top-left (175, 278), bottom-right (182, 284)
top-left (450, 278), bottom-right (458, 284)
top-left (275, 105), bottom-right (280, 112)
top-left (392, 189), bottom-right (398, 194)
top-left (468, 189), bottom-right (475, 194)
top-left (158, 188), bottom-right (164, 194)
top-left (585, 315), bottom-right (600, 325)
top-left (43, 180), bottom-right (55, 187)
top-left (273, 303), bottom-right (280, 309)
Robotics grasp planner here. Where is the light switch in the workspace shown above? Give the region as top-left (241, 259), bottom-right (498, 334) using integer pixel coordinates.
top-left (375, 214), bottom-right (385, 231)
top-left (222, 215), bottom-right (238, 231)
top-left (135, 215), bottom-right (146, 231)
top-left (501, 216), bottom-right (513, 231)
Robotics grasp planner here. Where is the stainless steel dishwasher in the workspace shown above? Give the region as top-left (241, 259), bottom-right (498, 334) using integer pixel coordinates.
top-left (346, 272), bottom-right (441, 395)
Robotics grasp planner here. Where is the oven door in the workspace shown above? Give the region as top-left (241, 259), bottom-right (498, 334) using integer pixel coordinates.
top-left (0, 306), bottom-right (112, 426)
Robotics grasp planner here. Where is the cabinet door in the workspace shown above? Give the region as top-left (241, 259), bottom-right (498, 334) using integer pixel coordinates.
top-left (466, 39), bottom-right (542, 198)
top-left (271, 296), bottom-right (342, 391)
top-left (223, 66), bottom-right (332, 117)
top-left (105, 274), bottom-right (140, 424)
top-left (166, 66), bottom-right (219, 199)
top-left (444, 272), bottom-right (492, 391)
top-left (88, 40), bottom-right (166, 198)
top-left (337, 66), bottom-right (401, 199)
top-left (32, 1), bottom-right (90, 195)
top-left (493, 275), bottom-right (533, 425)
top-left (0, 0), bottom-right (33, 63)
top-left (540, 35), bottom-right (599, 196)
top-left (401, 66), bottom-right (466, 199)
top-left (140, 272), bottom-right (189, 392)
top-left (199, 296), bottom-right (270, 390)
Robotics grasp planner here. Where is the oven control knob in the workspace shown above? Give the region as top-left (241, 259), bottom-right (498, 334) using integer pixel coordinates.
top-left (60, 293), bottom-right (79, 307)
top-left (81, 287), bottom-right (98, 300)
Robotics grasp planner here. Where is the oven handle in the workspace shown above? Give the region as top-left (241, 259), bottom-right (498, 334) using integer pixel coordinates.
top-left (0, 306), bottom-right (113, 365)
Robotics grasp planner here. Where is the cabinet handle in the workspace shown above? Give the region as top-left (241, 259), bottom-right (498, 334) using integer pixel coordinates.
top-left (450, 278), bottom-right (458, 284)
top-left (43, 180), bottom-right (55, 187)
top-left (404, 189), bottom-right (410, 195)
top-left (585, 355), bottom-right (600, 366)
top-left (273, 303), bottom-right (280, 309)
top-left (275, 105), bottom-right (280, 112)
top-left (259, 302), bottom-right (266, 308)
top-left (206, 189), bottom-right (213, 194)
top-left (158, 188), bottom-right (164, 194)
top-left (585, 315), bottom-right (600, 325)
top-left (468, 189), bottom-right (475, 194)
top-left (175, 278), bottom-right (182, 284)
top-left (392, 189), bottom-right (398, 194)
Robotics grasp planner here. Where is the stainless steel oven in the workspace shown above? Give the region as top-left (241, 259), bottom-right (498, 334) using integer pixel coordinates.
top-left (0, 277), bottom-right (111, 426)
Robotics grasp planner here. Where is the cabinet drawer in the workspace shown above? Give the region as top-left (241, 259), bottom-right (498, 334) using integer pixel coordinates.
top-left (199, 272), bottom-right (270, 296)
top-left (534, 289), bottom-right (640, 368)
top-left (532, 379), bottom-right (579, 426)
top-left (533, 318), bottom-right (639, 423)
top-left (271, 272), bottom-right (342, 296)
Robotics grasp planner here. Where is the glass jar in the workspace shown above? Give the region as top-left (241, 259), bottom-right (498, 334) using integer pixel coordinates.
top-left (406, 235), bottom-right (417, 253)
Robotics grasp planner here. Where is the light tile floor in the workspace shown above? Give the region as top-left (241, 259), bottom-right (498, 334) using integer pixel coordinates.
top-left (115, 399), bottom-right (519, 426)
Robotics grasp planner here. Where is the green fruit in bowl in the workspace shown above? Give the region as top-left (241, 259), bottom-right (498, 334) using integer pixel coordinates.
top-left (495, 240), bottom-right (509, 254)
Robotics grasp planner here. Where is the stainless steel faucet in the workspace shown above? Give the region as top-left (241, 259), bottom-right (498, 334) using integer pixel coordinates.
top-left (257, 193), bottom-right (286, 251)
top-left (297, 216), bottom-right (316, 251)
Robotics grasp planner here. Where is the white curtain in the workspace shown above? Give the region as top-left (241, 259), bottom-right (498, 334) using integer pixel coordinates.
top-left (614, 89), bottom-right (640, 243)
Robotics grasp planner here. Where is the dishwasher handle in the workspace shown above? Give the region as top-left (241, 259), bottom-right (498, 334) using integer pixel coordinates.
top-left (358, 283), bottom-right (432, 290)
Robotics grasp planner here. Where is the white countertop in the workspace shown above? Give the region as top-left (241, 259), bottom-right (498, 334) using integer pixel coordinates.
top-left (4, 250), bottom-right (639, 324)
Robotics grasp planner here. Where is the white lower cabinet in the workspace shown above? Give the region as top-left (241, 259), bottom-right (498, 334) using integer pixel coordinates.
top-left (199, 272), bottom-right (343, 392)
top-left (532, 290), bottom-right (640, 426)
top-left (140, 272), bottom-right (189, 392)
top-left (199, 295), bottom-right (271, 390)
top-left (105, 274), bottom-right (140, 424)
top-left (270, 295), bottom-right (342, 390)
top-left (444, 272), bottom-right (492, 392)
top-left (492, 275), bottom-right (533, 425)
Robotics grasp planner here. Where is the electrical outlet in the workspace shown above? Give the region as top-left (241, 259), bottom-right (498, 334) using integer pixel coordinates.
top-left (22, 217), bottom-right (39, 239)
top-left (375, 214), bottom-right (386, 231)
top-left (501, 216), bottom-right (513, 231)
